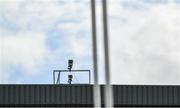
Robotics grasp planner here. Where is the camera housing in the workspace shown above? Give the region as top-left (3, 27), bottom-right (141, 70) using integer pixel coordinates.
top-left (68, 60), bottom-right (73, 71)
top-left (68, 74), bottom-right (73, 84)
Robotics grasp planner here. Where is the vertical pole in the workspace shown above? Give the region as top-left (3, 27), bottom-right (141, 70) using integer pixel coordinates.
top-left (59, 72), bottom-right (61, 84)
top-left (53, 71), bottom-right (55, 84)
top-left (102, 0), bottom-right (114, 107)
top-left (89, 70), bottom-right (91, 84)
top-left (57, 72), bottom-right (60, 84)
top-left (91, 0), bottom-right (101, 107)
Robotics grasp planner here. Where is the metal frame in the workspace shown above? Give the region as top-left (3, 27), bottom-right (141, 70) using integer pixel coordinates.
top-left (53, 70), bottom-right (91, 84)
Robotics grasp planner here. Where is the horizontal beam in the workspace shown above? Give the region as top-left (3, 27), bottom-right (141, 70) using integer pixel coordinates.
top-left (54, 70), bottom-right (90, 72)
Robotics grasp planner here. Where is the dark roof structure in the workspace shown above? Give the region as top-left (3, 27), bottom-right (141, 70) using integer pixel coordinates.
top-left (0, 85), bottom-right (180, 107)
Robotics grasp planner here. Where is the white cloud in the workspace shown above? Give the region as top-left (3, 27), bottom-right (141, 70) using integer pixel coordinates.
top-left (1, 0), bottom-right (179, 85)
top-left (0, 0), bottom-right (92, 83)
top-left (109, 1), bottom-right (180, 84)
top-left (70, 36), bottom-right (90, 57)
top-left (0, 32), bottom-right (47, 76)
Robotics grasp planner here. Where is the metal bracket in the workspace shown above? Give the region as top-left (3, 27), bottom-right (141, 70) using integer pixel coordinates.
top-left (53, 70), bottom-right (91, 84)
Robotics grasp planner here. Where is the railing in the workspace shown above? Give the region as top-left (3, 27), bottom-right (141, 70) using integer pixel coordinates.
top-left (53, 70), bottom-right (91, 84)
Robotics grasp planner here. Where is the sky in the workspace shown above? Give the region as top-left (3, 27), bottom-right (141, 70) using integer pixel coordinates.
top-left (0, 0), bottom-right (180, 85)
top-left (0, 0), bottom-right (92, 84)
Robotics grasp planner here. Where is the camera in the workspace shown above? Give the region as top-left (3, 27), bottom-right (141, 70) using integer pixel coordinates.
top-left (68, 60), bottom-right (73, 71)
top-left (68, 74), bottom-right (73, 84)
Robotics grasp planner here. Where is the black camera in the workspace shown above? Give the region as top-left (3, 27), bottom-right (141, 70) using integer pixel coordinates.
top-left (68, 60), bottom-right (73, 71)
top-left (68, 74), bottom-right (73, 84)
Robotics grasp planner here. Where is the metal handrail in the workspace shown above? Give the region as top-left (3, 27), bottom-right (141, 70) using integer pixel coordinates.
top-left (53, 70), bottom-right (91, 84)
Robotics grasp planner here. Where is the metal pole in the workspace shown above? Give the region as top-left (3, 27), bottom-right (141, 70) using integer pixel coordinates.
top-left (53, 71), bottom-right (55, 84)
top-left (89, 70), bottom-right (91, 84)
top-left (56, 72), bottom-right (60, 84)
top-left (91, 0), bottom-right (101, 107)
top-left (59, 72), bottom-right (61, 84)
top-left (102, 0), bottom-right (114, 107)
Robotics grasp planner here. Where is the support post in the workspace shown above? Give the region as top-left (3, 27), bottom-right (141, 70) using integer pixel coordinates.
top-left (91, 0), bottom-right (101, 107)
top-left (102, 0), bottom-right (114, 107)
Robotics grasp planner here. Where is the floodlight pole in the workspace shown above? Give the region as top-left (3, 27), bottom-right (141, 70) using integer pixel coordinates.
top-left (102, 0), bottom-right (114, 108)
top-left (91, 0), bottom-right (101, 107)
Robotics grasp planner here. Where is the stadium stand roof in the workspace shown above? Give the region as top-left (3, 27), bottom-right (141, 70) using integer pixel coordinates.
top-left (0, 85), bottom-right (180, 107)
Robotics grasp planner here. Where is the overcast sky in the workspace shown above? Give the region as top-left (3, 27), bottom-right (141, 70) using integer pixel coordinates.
top-left (0, 0), bottom-right (180, 84)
